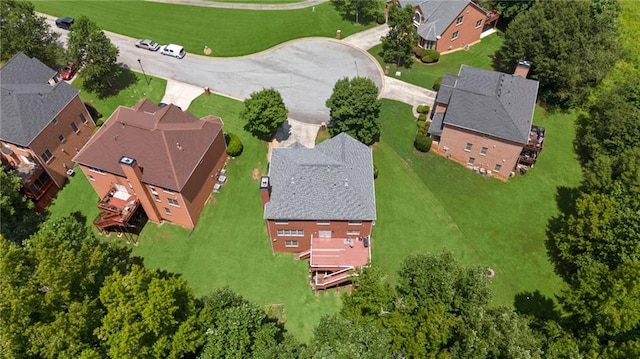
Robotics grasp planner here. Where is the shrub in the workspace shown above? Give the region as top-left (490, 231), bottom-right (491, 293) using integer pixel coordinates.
top-left (433, 76), bottom-right (443, 91)
top-left (418, 114), bottom-right (427, 122)
top-left (224, 132), bottom-right (243, 157)
top-left (413, 46), bottom-right (424, 59)
top-left (414, 134), bottom-right (432, 152)
top-left (416, 121), bottom-right (429, 136)
top-left (376, 14), bottom-right (386, 25)
top-left (416, 105), bottom-right (430, 114)
top-left (421, 50), bottom-right (440, 63)
top-left (373, 165), bottom-right (379, 179)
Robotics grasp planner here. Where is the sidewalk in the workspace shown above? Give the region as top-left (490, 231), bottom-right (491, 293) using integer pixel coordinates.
top-left (147, 0), bottom-right (327, 10)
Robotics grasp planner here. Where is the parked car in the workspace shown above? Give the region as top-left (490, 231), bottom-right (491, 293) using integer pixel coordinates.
top-left (55, 17), bottom-right (74, 30)
top-left (159, 44), bottom-right (186, 59)
top-left (135, 39), bottom-right (160, 51)
top-left (59, 65), bottom-right (77, 80)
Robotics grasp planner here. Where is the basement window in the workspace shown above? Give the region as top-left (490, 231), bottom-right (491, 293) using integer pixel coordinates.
top-left (285, 240), bottom-right (299, 248)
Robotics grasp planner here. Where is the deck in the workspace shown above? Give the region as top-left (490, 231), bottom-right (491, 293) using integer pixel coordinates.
top-left (94, 187), bottom-right (140, 233)
top-left (310, 236), bottom-right (370, 271)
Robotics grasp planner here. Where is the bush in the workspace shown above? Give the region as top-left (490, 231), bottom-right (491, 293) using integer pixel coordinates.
top-left (413, 46), bottom-right (424, 59)
top-left (224, 132), bottom-right (243, 157)
top-left (433, 76), bottom-right (443, 91)
top-left (421, 50), bottom-right (440, 63)
top-left (373, 165), bottom-right (379, 179)
top-left (418, 114), bottom-right (427, 122)
top-left (416, 121), bottom-right (428, 136)
top-left (416, 105), bottom-right (430, 114)
top-left (414, 134), bottom-right (432, 152)
top-left (376, 14), bottom-right (386, 25)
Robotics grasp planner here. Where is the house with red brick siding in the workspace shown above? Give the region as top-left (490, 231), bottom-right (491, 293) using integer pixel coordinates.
top-left (428, 62), bottom-right (544, 180)
top-left (73, 99), bottom-right (227, 234)
top-left (261, 133), bottom-right (376, 290)
top-left (387, 0), bottom-right (498, 53)
top-left (0, 52), bottom-right (95, 211)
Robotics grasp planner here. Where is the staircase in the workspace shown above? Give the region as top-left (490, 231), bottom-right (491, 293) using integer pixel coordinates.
top-left (314, 266), bottom-right (356, 290)
top-left (297, 249), bottom-right (311, 260)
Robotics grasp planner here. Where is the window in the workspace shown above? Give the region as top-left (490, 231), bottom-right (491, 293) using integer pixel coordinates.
top-left (274, 219), bottom-right (289, 225)
top-left (80, 113), bottom-right (88, 124)
top-left (88, 175), bottom-right (95, 181)
top-left (164, 207), bottom-right (171, 215)
top-left (276, 229), bottom-right (304, 236)
top-left (168, 198), bottom-right (179, 207)
top-left (465, 143), bottom-right (473, 151)
top-left (347, 230), bottom-right (360, 236)
top-left (348, 220), bottom-right (362, 225)
top-left (452, 31), bottom-right (459, 40)
top-left (494, 164), bottom-right (502, 172)
top-left (153, 194), bottom-right (161, 202)
top-left (456, 16), bottom-right (464, 25)
top-left (88, 167), bottom-right (105, 174)
top-left (468, 157), bottom-right (476, 164)
top-left (41, 150), bottom-right (53, 162)
top-left (413, 12), bottom-right (421, 23)
top-left (162, 188), bottom-right (174, 194)
top-left (475, 19), bottom-right (483, 28)
top-left (480, 147), bottom-right (488, 155)
top-left (70, 122), bottom-right (79, 133)
top-left (150, 187), bottom-right (158, 194)
top-left (52, 118), bottom-right (58, 125)
top-left (58, 134), bottom-right (65, 143)
top-left (317, 220), bottom-right (330, 225)
top-left (285, 240), bottom-right (299, 248)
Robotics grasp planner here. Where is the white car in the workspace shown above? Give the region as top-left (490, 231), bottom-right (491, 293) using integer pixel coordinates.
top-left (160, 44), bottom-right (186, 59)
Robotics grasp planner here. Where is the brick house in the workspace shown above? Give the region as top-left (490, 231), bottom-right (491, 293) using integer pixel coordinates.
top-left (0, 52), bottom-right (95, 211)
top-left (428, 62), bottom-right (544, 180)
top-left (387, 0), bottom-right (498, 53)
top-left (261, 133), bottom-right (376, 290)
top-left (73, 99), bottom-right (227, 233)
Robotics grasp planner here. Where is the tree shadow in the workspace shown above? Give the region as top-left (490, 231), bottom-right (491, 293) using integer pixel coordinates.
top-left (84, 102), bottom-right (102, 122)
top-left (545, 186), bottom-right (581, 281)
top-left (514, 290), bottom-right (561, 323)
top-left (70, 211), bottom-right (88, 227)
top-left (87, 65), bottom-right (137, 99)
top-left (273, 120), bottom-right (292, 142)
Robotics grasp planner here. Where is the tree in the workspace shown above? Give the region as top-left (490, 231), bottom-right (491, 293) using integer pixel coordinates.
top-left (67, 16), bottom-right (120, 95)
top-left (241, 88), bottom-right (288, 140)
top-left (480, 0), bottom-right (536, 22)
top-left (306, 315), bottom-right (390, 359)
top-left (0, 167), bottom-right (43, 245)
top-left (380, 4), bottom-right (417, 68)
top-left (0, 0), bottom-right (61, 67)
top-left (326, 77), bottom-right (381, 145)
top-left (97, 265), bottom-right (201, 359)
top-left (332, 0), bottom-right (381, 24)
top-left (496, 0), bottom-right (621, 107)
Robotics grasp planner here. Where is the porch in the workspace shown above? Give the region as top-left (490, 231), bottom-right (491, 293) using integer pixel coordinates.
top-left (306, 235), bottom-right (371, 291)
top-left (94, 187), bottom-right (144, 237)
top-left (518, 125), bottom-right (545, 170)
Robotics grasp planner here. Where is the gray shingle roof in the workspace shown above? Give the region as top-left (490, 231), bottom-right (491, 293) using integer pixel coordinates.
top-left (1, 53), bottom-right (78, 147)
top-left (264, 133), bottom-right (376, 221)
top-left (429, 65), bottom-right (539, 144)
top-left (399, 0), bottom-right (475, 41)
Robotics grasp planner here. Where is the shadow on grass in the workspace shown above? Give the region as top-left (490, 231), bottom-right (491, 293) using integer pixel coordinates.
top-left (83, 65), bottom-right (138, 100)
top-left (544, 185), bottom-right (581, 282)
top-left (514, 290), bottom-right (561, 323)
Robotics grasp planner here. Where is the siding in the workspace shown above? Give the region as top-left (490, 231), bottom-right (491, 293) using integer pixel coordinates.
top-left (266, 219), bottom-right (373, 253)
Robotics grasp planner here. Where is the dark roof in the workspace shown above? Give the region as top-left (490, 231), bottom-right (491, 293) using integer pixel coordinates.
top-left (73, 99), bottom-right (224, 191)
top-left (0, 53), bottom-right (78, 147)
top-left (430, 65), bottom-right (539, 144)
top-left (399, 0), bottom-right (482, 41)
top-left (264, 133), bottom-right (376, 221)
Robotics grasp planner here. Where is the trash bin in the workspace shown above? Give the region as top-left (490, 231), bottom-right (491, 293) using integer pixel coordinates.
top-left (336, 30), bottom-right (341, 39)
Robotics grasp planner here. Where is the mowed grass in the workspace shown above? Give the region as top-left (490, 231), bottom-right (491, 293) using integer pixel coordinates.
top-left (369, 33), bottom-right (504, 89)
top-left (206, 0), bottom-right (304, 3)
top-left (34, 1), bottom-right (373, 57)
top-left (372, 100), bottom-right (582, 305)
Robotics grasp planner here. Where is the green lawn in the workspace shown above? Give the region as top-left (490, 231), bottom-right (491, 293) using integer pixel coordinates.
top-left (372, 99), bottom-right (582, 305)
top-left (35, 1), bottom-right (373, 57)
top-left (205, 0), bottom-right (304, 3)
top-left (369, 33), bottom-right (504, 90)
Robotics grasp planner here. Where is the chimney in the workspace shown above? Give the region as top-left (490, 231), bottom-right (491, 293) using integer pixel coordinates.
top-left (260, 176), bottom-right (271, 207)
top-left (119, 156), bottom-right (162, 223)
top-left (514, 60), bottom-right (531, 78)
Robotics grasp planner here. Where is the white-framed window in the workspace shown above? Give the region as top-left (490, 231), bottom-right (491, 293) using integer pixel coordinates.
top-left (413, 12), bottom-right (421, 24)
top-left (80, 113), bottom-right (88, 124)
top-left (150, 187), bottom-right (158, 195)
top-left (285, 240), bottom-right (299, 248)
top-left (317, 220), bottom-right (330, 225)
top-left (89, 167), bottom-right (105, 174)
top-left (494, 164), bottom-right (502, 172)
top-left (475, 19), bottom-right (483, 28)
top-left (277, 229), bottom-right (304, 236)
top-left (58, 134), bottom-right (65, 143)
top-left (348, 220), bottom-right (362, 225)
top-left (88, 175), bottom-right (95, 181)
top-left (168, 198), bottom-right (179, 207)
top-left (162, 188), bottom-right (174, 194)
top-left (465, 143), bottom-right (473, 151)
top-left (164, 207), bottom-right (171, 215)
top-left (274, 219), bottom-right (289, 225)
top-left (347, 230), bottom-right (360, 236)
top-left (456, 16), bottom-right (464, 25)
top-left (480, 147), bottom-right (488, 155)
top-left (41, 149), bottom-right (53, 162)
top-left (468, 157), bottom-right (476, 164)
top-left (153, 194), bottom-right (161, 202)
top-left (452, 31), bottom-right (459, 40)
top-left (70, 122), bottom-right (79, 133)
top-left (52, 118), bottom-right (58, 125)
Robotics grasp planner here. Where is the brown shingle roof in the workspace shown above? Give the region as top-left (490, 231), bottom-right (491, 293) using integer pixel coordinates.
top-left (73, 99), bottom-right (224, 191)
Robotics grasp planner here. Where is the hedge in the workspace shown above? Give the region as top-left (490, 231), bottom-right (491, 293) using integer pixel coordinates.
top-left (414, 134), bottom-right (432, 152)
top-left (224, 132), bottom-right (244, 157)
top-left (417, 105), bottom-right (430, 114)
top-left (421, 50), bottom-right (440, 63)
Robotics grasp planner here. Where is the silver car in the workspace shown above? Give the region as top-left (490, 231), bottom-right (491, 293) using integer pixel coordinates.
top-left (135, 39), bottom-right (160, 51)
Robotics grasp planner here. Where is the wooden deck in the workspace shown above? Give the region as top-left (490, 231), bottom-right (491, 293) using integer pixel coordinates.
top-left (310, 236), bottom-right (370, 271)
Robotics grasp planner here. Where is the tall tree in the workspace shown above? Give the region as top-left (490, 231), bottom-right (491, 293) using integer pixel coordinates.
top-left (306, 315), bottom-right (390, 359)
top-left (380, 4), bottom-right (417, 68)
top-left (0, 0), bottom-right (61, 67)
top-left (67, 16), bottom-right (119, 95)
top-left (241, 88), bottom-right (288, 140)
top-left (480, 0), bottom-right (535, 22)
top-left (0, 167), bottom-right (43, 245)
top-left (326, 77), bottom-right (381, 145)
top-left (332, 0), bottom-right (381, 24)
top-left (496, 0), bottom-right (621, 107)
